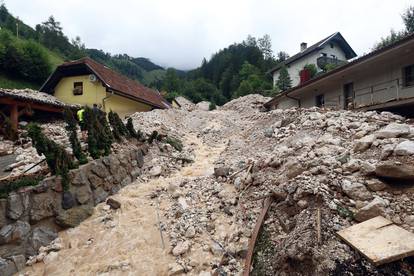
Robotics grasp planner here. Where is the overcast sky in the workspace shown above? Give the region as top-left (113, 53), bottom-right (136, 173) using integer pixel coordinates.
top-left (4, 0), bottom-right (413, 70)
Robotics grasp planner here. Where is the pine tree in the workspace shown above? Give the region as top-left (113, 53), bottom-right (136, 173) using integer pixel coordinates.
top-left (276, 65), bottom-right (292, 91)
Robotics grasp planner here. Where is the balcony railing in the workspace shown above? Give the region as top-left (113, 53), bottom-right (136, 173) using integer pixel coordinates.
top-left (316, 56), bottom-right (347, 70)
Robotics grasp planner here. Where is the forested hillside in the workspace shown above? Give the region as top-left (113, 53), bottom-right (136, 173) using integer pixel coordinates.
top-left (0, 3), bottom-right (288, 104)
top-left (160, 36), bottom-right (289, 105)
top-left (0, 4), bottom-right (166, 89)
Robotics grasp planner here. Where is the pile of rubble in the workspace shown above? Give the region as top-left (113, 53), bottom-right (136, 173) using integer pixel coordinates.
top-left (217, 105), bottom-right (414, 274)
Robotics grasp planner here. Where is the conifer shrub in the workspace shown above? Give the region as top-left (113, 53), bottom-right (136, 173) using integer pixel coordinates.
top-left (64, 108), bottom-right (87, 164)
top-left (26, 123), bottom-right (73, 190)
top-left (126, 117), bottom-right (144, 141)
top-left (108, 111), bottom-right (128, 140)
top-left (84, 107), bottom-right (113, 159)
top-left (0, 177), bottom-right (42, 198)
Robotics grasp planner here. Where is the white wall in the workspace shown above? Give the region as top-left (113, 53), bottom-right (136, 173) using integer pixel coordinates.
top-left (273, 41), bottom-right (348, 88)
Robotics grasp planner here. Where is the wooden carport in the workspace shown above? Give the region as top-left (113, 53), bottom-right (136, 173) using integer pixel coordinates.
top-left (0, 88), bottom-right (75, 131)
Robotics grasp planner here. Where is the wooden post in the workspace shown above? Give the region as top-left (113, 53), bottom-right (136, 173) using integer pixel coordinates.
top-left (10, 104), bottom-right (18, 131)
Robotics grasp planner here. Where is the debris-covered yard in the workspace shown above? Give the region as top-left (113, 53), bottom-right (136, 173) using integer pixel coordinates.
top-left (8, 94), bottom-right (414, 275)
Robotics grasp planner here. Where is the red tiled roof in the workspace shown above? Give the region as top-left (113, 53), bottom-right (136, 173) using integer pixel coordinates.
top-left (44, 57), bottom-right (169, 109)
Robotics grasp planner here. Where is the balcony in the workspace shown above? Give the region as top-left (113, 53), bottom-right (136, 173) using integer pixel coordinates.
top-left (317, 56), bottom-right (347, 70)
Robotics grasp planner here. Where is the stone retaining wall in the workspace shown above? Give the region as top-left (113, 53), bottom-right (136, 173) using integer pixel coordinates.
top-left (0, 145), bottom-right (147, 275)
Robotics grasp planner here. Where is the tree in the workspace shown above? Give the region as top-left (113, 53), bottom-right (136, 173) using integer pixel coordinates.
top-left (277, 51), bottom-right (289, 62)
top-left (258, 34), bottom-right (273, 60)
top-left (245, 35), bottom-right (257, 47)
top-left (162, 68), bottom-right (181, 93)
top-left (276, 65), bottom-right (292, 91)
top-left (373, 6), bottom-right (414, 50)
top-left (403, 6), bottom-right (414, 34)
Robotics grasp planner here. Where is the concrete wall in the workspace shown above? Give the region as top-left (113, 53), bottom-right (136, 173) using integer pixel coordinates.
top-left (0, 146), bottom-right (147, 276)
top-left (54, 75), bottom-right (153, 118)
top-left (273, 41), bottom-right (348, 88)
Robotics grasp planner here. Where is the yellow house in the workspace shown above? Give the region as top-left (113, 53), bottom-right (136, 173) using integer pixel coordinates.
top-left (40, 57), bottom-right (170, 118)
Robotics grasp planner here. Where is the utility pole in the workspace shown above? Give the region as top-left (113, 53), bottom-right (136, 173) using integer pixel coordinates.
top-left (16, 16), bottom-right (19, 38)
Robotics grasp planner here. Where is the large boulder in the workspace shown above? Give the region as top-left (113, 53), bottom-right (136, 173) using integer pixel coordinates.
top-left (394, 140), bottom-right (414, 156)
top-left (55, 205), bottom-right (93, 228)
top-left (73, 184), bottom-right (93, 205)
top-left (341, 180), bottom-right (372, 201)
top-left (0, 257), bottom-right (17, 276)
top-left (29, 227), bottom-right (58, 252)
top-left (376, 123), bottom-right (410, 138)
top-left (0, 221), bottom-right (30, 245)
top-left (353, 134), bottom-right (376, 152)
top-left (90, 160), bottom-right (110, 178)
top-left (374, 161), bottom-right (414, 180)
top-left (354, 197), bottom-right (387, 222)
top-left (93, 187), bottom-right (108, 205)
top-left (30, 191), bottom-right (59, 223)
top-left (7, 192), bottom-right (30, 221)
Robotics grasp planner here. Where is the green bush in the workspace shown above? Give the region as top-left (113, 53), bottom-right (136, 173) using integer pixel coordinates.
top-left (108, 111), bottom-right (128, 140)
top-left (126, 117), bottom-right (144, 140)
top-left (26, 123), bottom-right (73, 190)
top-left (209, 102), bottom-right (216, 110)
top-left (148, 130), bottom-right (158, 144)
top-left (304, 64), bottom-right (318, 78)
top-left (0, 177), bottom-right (42, 198)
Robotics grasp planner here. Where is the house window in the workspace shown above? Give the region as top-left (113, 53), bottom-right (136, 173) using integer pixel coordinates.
top-left (330, 43), bottom-right (334, 48)
top-left (316, 94), bottom-right (325, 107)
top-left (321, 53), bottom-right (327, 57)
top-left (403, 64), bottom-right (414, 87)
top-left (73, 82), bottom-right (83, 95)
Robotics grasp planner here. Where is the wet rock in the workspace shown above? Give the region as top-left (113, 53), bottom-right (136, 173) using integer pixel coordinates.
top-left (7, 192), bottom-right (30, 221)
top-left (394, 140), bottom-right (414, 155)
top-left (30, 192), bottom-right (59, 222)
top-left (10, 254), bottom-right (26, 271)
top-left (341, 180), bottom-right (372, 201)
top-left (374, 161), bottom-right (414, 180)
top-left (214, 167), bottom-right (230, 177)
top-left (55, 205), bottom-right (93, 228)
top-left (29, 227), bottom-right (58, 252)
top-left (90, 160), bottom-right (110, 178)
top-left (172, 240), bottom-right (190, 256)
top-left (0, 221), bottom-right (30, 245)
top-left (354, 197), bottom-right (387, 222)
top-left (376, 123), bottom-right (411, 138)
top-left (62, 191), bottom-right (76, 210)
top-left (106, 198), bottom-right (121, 210)
top-left (93, 187), bottom-right (109, 204)
top-left (74, 184), bottom-right (93, 205)
top-left (0, 257), bottom-right (17, 276)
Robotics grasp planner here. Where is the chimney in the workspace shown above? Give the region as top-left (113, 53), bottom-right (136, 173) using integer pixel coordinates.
top-left (300, 42), bottom-right (307, 52)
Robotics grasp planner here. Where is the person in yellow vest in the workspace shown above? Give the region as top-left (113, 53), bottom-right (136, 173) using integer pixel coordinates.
top-left (77, 107), bottom-right (86, 140)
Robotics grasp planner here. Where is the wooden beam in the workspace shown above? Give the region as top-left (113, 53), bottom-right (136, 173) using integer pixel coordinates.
top-left (10, 104), bottom-right (18, 131)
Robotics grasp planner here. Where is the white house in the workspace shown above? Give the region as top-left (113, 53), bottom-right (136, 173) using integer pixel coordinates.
top-left (264, 33), bottom-right (414, 116)
top-left (270, 32), bottom-right (357, 88)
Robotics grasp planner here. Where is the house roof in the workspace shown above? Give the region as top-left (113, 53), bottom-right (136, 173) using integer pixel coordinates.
top-left (264, 32), bottom-right (414, 109)
top-left (0, 88), bottom-right (76, 109)
top-left (40, 57), bottom-right (170, 109)
top-left (269, 32), bottom-right (357, 74)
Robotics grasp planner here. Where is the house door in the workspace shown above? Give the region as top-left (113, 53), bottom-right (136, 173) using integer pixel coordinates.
top-left (343, 82), bottom-right (353, 109)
